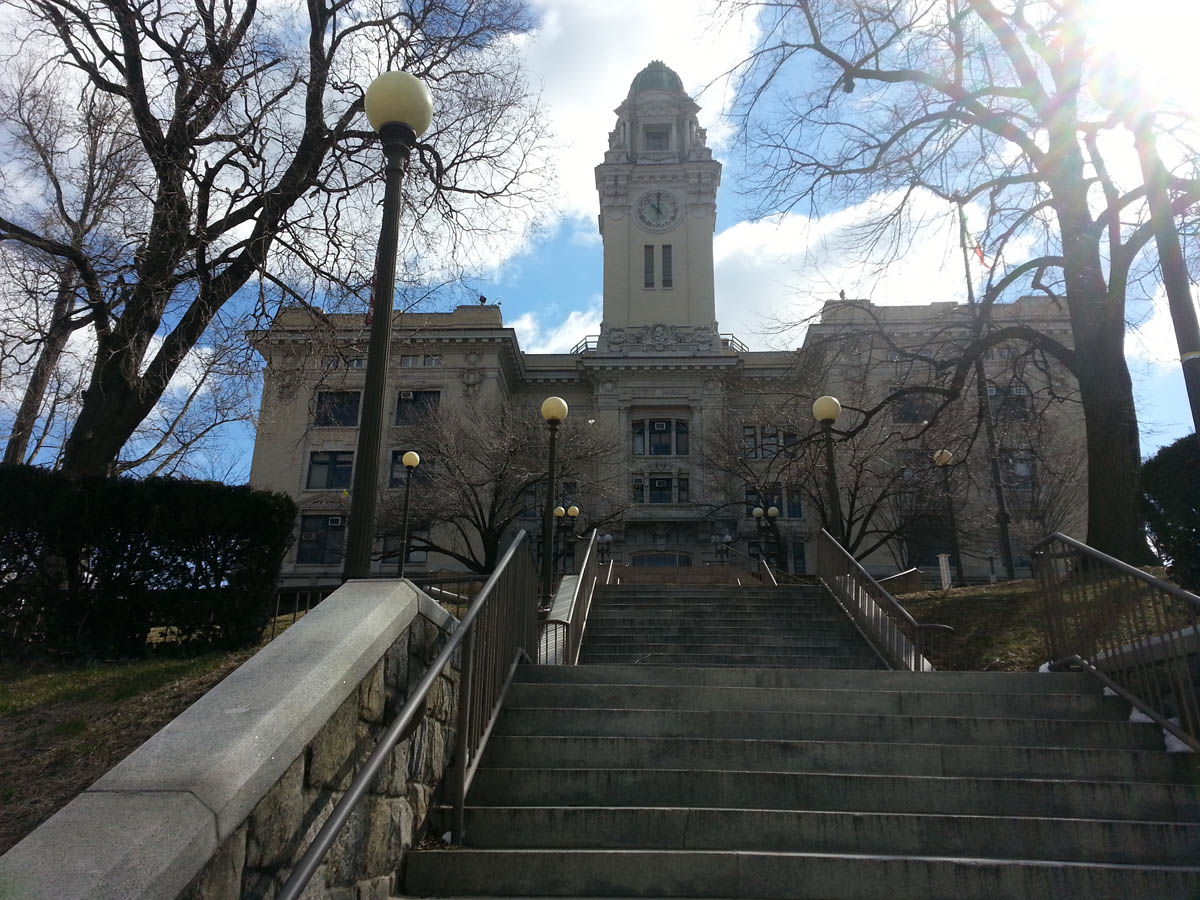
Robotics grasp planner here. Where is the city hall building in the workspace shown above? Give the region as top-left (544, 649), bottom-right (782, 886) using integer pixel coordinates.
top-left (249, 62), bottom-right (1083, 597)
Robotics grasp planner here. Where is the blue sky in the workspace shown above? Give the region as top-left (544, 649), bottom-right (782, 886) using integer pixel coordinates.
top-left (467, 0), bottom-right (1194, 457)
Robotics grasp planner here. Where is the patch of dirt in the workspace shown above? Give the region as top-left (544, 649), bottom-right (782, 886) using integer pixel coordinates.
top-left (0, 648), bottom-right (255, 855)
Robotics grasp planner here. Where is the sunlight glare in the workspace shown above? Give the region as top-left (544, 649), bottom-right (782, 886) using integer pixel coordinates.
top-left (1085, 0), bottom-right (1200, 115)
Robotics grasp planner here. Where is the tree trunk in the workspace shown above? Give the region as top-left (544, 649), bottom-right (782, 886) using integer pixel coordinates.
top-left (1073, 327), bottom-right (1155, 563)
top-left (3, 270), bottom-right (77, 466)
top-left (59, 356), bottom-right (155, 478)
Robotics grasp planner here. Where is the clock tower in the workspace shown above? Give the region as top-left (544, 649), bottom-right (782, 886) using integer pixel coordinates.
top-left (595, 61), bottom-right (721, 348)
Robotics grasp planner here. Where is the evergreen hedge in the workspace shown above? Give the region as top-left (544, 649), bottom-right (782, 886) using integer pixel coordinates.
top-left (0, 467), bottom-right (297, 658)
top-left (1139, 434), bottom-right (1200, 592)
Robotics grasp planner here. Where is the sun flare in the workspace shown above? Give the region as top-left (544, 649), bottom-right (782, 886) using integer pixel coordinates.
top-left (1084, 0), bottom-right (1200, 115)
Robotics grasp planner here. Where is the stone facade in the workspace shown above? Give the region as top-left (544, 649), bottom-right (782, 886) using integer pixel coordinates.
top-left (0, 582), bottom-right (456, 900)
top-left (176, 612), bottom-right (457, 900)
top-left (247, 62), bottom-right (1085, 588)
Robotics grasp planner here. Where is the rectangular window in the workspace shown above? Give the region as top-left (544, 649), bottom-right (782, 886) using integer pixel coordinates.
top-left (649, 420), bottom-right (672, 455)
top-left (306, 451), bottom-right (353, 489)
top-left (662, 245), bottom-right (673, 288)
top-left (390, 451), bottom-right (434, 489)
top-left (632, 420), bottom-right (646, 456)
top-left (297, 514), bottom-right (345, 565)
top-left (677, 477), bottom-right (689, 503)
top-left (632, 477), bottom-right (645, 504)
top-left (786, 485), bottom-right (804, 519)
top-left (745, 485), bottom-right (759, 517)
top-left (792, 542), bottom-right (807, 575)
top-left (764, 483), bottom-right (782, 512)
top-left (649, 477), bottom-right (672, 504)
top-left (314, 391), bottom-right (360, 427)
top-left (891, 388), bottom-right (928, 425)
top-left (742, 425), bottom-right (758, 459)
top-left (644, 126), bottom-right (670, 150)
top-left (644, 245), bottom-right (655, 288)
top-left (761, 425), bottom-right (779, 459)
top-left (675, 421), bottom-right (689, 456)
top-left (782, 432), bottom-right (798, 458)
top-left (400, 355), bottom-right (421, 367)
top-left (396, 390), bottom-right (440, 425)
top-left (346, 357), bottom-right (367, 369)
top-left (423, 355), bottom-right (442, 367)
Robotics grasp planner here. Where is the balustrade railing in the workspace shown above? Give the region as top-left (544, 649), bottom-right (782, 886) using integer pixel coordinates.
top-left (1032, 531), bottom-right (1200, 751)
top-left (814, 529), bottom-right (951, 671)
top-left (540, 529), bottom-right (599, 665)
top-left (276, 530), bottom-right (538, 900)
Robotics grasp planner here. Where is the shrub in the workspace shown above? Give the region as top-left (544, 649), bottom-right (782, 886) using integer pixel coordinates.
top-left (0, 467), bottom-right (297, 658)
top-left (1140, 434), bottom-right (1200, 592)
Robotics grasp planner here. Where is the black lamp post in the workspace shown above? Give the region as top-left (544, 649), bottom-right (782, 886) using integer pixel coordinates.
top-left (812, 395), bottom-right (844, 543)
top-left (934, 448), bottom-right (966, 586)
top-left (552, 504), bottom-right (566, 580)
top-left (597, 533), bottom-right (614, 565)
top-left (396, 450), bottom-right (420, 578)
top-left (566, 504), bottom-right (580, 574)
top-left (342, 72), bottom-right (434, 582)
top-left (540, 396), bottom-right (568, 610)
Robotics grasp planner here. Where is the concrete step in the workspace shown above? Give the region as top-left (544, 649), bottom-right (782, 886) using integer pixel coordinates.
top-left (576, 641), bottom-right (878, 656)
top-left (582, 622), bottom-right (854, 634)
top-left (582, 616), bottom-right (850, 628)
top-left (465, 767), bottom-right (1200, 820)
top-left (587, 601), bottom-right (835, 612)
top-left (503, 683), bottom-right (1129, 720)
top-left (573, 652), bottom-right (884, 669)
top-left (479, 734), bottom-right (1200, 783)
top-left (457, 806), bottom-right (1200, 865)
top-left (492, 707), bottom-right (1162, 749)
top-left (404, 848), bottom-right (1200, 899)
top-left (513, 665), bottom-right (1100, 694)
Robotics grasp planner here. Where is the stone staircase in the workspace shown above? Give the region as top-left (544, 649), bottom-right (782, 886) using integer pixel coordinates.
top-left (577, 583), bottom-right (885, 669)
top-left (403, 583), bottom-right (1200, 899)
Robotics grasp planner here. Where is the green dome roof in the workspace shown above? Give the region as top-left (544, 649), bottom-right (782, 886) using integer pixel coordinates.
top-left (628, 60), bottom-right (684, 97)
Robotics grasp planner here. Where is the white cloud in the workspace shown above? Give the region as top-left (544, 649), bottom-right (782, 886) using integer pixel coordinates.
top-left (1125, 287), bottom-right (1187, 368)
top-left (714, 190), bottom-right (967, 348)
top-left (519, 0), bottom-right (759, 225)
top-left (507, 294), bottom-right (602, 353)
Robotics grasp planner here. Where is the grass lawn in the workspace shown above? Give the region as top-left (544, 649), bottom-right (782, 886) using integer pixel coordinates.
top-left (896, 579), bottom-right (1051, 672)
top-left (0, 613), bottom-right (307, 856)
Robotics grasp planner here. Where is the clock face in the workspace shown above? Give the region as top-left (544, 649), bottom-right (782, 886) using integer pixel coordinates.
top-left (636, 191), bottom-right (680, 231)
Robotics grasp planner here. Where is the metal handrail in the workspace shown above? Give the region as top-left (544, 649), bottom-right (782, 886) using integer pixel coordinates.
top-left (1032, 531), bottom-right (1200, 750)
top-left (541, 529), bottom-right (599, 665)
top-left (721, 540), bottom-right (780, 586)
top-left (814, 529), bottom-right (952, 671)
top-left (276, 530), bottom-right (537, 900)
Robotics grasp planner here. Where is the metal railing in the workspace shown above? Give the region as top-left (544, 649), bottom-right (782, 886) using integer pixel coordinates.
top-left (814, 529), bottom-right (952, 671)
top-left (722, 541), bottom-right (779, 586)
top-left (540, 529), bottom-right (599, 665)
top-left (410, 573), bottom-right (489, 618)
top-left (1032, 531), bottom-right (1200, 751)
top-left (276, 530), bottom-right (538, 900)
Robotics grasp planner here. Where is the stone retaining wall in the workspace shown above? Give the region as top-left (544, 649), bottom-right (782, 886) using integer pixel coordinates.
top-left (0, 580), bottom-right (459, 900)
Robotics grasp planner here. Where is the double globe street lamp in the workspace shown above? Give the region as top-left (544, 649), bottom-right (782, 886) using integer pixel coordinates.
top-left (342, 72), bottom-right (434, 582)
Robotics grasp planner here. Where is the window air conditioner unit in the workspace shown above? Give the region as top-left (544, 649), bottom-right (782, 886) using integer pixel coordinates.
top-left (400, 391), bottom-right (414, 399)
top-left (328, 516), bottom-right (342, 526)
top-left (653, 421), bottom-right (668, 431)
top-left (300, 532), bottom-right (316, 541)
top-left (632, 477), bottom-right (643, 485)
top-left (653, 479), bottom-right (669, 488)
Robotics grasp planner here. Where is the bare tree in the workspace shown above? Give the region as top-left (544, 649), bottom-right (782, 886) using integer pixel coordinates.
top-left (377, 399), bottom-right (626, 574)
top-left (718, 0), bottom-right (1199, 561)
top-left (0, 0), bottom-right (551, 478)
top-left (0, 70), bottom-right (145, 465)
